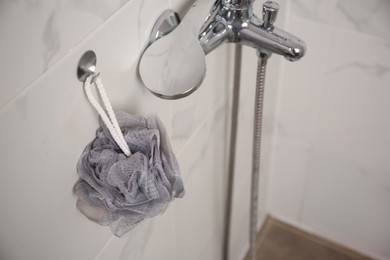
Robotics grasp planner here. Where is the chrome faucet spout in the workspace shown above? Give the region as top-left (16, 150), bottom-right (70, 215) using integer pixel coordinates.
top-left (199, 0), bottom-right (306, 61)
top-left (240, 19), bottom-right (306, 61)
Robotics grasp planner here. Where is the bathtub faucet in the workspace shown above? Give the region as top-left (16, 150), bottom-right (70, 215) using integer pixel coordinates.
top-left (199, 0), bottom-right (306, 60)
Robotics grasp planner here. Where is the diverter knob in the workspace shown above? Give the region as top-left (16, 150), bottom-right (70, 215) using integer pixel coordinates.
top-left (262, 1), bottom-right (279, 29)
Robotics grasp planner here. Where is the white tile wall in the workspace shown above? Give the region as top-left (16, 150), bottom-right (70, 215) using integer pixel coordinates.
top-left (267, 16), bottom-right (334, 220)
top-left (291, 0), bottom-right (390, 41)
top-left (0, 0), bottom-right (130, 109)
top-left (1, 0), bottom-right (284, 257)
top-left (0, 0), bottom-right (249, 259)
top-left (267, 0), bottom-right (390, 259)
top-left (5, 0), bottom-right (387, 259)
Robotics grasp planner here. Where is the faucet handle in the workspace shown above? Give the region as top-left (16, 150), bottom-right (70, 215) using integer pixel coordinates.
top-left (262, 1), bottom-right (279, 29)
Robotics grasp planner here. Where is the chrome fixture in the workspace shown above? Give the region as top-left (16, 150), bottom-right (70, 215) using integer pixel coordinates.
top-left (139, 0), bottom-right (306, 99)
top-left (199, 0), bottom-right (306, 60)
top-left (77, 50), bottom-right (97, 82)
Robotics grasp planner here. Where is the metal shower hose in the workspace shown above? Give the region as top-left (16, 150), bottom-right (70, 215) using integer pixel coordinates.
top-left (249, 54), bottom-right (268, 260)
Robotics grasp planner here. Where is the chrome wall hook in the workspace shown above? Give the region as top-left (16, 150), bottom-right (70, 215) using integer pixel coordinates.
top-left (77, 50), bottom-right (97, 82)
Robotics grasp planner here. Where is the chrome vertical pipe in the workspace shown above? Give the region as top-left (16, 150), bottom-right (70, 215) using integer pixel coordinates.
top-left (223, 45), bottom-right (243, 260)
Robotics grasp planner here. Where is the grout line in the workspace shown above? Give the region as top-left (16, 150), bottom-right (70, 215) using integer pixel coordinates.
top-left (93, 235), bottom-right (115, 260)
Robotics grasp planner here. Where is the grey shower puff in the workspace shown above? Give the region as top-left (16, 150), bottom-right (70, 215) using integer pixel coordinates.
top-left (73, 111), bottom-right (184, 237)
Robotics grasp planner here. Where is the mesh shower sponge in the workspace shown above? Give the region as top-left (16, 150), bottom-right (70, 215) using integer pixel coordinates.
top-left (73, 111), bottom-right (184, 237)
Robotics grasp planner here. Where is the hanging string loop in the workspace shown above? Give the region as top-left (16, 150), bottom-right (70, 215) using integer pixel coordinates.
top-left (84, 73), bottom-right (131, 157)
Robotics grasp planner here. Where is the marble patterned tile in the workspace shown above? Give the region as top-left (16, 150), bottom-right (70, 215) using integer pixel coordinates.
top-left (0, 0), bottom-right (129, 109)
top-left (315, 28), bottom-right (390, 171)
top-left (303, 28), bottom-right (390, 258)
top-left (170, 45), bottom-right (231, 153)
top-left (290, 0), bottom-right (338, 24)
top-left (261, 15), bottom-right (333, 223)
top-left (302, 146), bottom-right (390, 258)
top-left (196, 232), bottom-right (223, 260)
top-left (259, 0), bottom-right (390, 259)
top-left (286, 15), bottom-right (390, 259)
top-left (0, 0), bottom-right (179, 259)
top-left (95, 205), bottom-right (177, 260)
top-left (94, 221), bottom-right (157, 260)
top-left (290, 0), bottom-right (390, 41)
top-left (275, 17), bottom-right (333, 143)
top-left (334, 0), bottom-right (390, 41)
top-left (0, 45), bottom-right (114, 260)
top-left (174, 106), bottom-right (227, 260)
top-left (267, 137), bottom-right (311, 220)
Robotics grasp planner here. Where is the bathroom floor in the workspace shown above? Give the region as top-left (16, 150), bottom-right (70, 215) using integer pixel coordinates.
top-left (245, 217), bottom-right (371, 260)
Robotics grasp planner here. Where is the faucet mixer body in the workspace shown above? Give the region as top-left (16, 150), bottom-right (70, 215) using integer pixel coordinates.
top-left (199, 0), bottom-right (306, 61)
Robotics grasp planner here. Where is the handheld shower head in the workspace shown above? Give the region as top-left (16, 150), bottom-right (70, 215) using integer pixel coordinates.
top-left (139, 1), bottom-right (211, 99)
